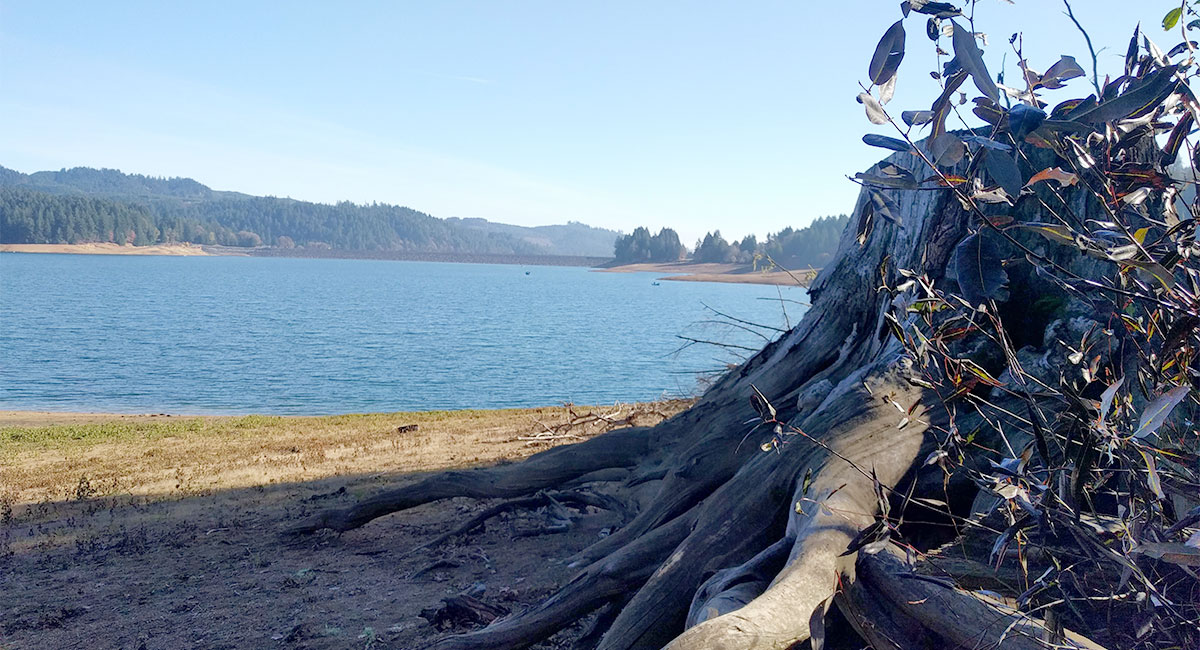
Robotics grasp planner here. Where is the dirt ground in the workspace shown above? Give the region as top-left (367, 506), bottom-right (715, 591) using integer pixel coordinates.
top-left (0, 401), bottom-right (690, 650)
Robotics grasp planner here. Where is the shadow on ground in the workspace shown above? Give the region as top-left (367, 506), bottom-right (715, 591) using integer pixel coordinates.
top-left (0, 466), bottom-right (622, 650)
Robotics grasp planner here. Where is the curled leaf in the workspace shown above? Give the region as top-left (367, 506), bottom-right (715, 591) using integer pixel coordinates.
top-left (1121, 259), bottom-right (1176, 291)
top-left (982, 149), bottom-right (1023, 197)
top-left (1125, 24), bottom-right (1140, 77)
top-left (1008, 103), bottom-right (1046, 140)
top-left (1024, 167), bottom-right (1078, 189)
top-left (1016, 222), bottom-right (1077, 246)
top-left (878, 73), bottom-right (898, 105)
top-left (869, 20), bottom-right (906, 86)
top-left (1145, 33), bottom-right (1168, 65)
top-left (901, 110), bottom-right (934, 126)
top-left (1140, 450), bottom-right (1166, 499)
top-left (1167, 40), bottom-right (1198, 57)
top-left (926, 17), bottom-right (940, 41)
top-left (1133, 385), bottom-right (1189, 439)
top-left (858, 92), bottom-right (890, 125)
top-left (961, 134), bottom-right (1011, 151)
top-left (869, 190), bottom-right (902, 225)
top-left (1161, 112), bottom-right (1194, 166)
top-left (1164, 7), bottom-right (1183, 31)
top-left (749, 384), bottom-right (777, 422)
top-left (953, 232), bottom-right (1008, 309)
top-left (855, 166), bottom-right (918, 190)
top-left (863, 134), bottom-right (914, 153)
top-left (930, 70), bottom-right (969, 140)
top-left (1099, 378), bottom-right (1124, 421)
top-left (856, 200), bottom-right (875, 246)
top-left (949, 20), bottom-right (999, 102)
top-left (971, 187), bottom-right (1014, 204)
top-left (930, 133), bottom-right (966, 166)
top-left (1069, 66), bottom-right (1180, 125)
top-left (909, 1), bottom-right (962, 18)
top-left (1038, 55), bottom-right (1085, 89)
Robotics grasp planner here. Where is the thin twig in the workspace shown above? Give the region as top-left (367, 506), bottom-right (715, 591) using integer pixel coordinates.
top-left (1061, 0), bottom-right (1103, 96)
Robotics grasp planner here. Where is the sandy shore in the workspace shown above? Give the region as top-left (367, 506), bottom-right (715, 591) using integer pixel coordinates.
top-left (598, 261), bottom-right (817, 286)
top-left (0, 242), bottom-right (210, 256)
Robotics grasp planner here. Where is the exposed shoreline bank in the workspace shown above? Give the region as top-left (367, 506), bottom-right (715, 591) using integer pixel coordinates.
top-left (0, 400), bottom-right (694, 502)
top-left (0, 399), bottom-right (692, 649)
top-left (0, 401), bottom-right (687, 429)
top-left (0, 243), bottom-right (604, 267)
top-left (0, 242), bottom-right (210, 256)
top-left (597, 261), bottom-right (817, 286)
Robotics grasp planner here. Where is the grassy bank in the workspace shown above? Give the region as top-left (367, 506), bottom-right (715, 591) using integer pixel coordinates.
top-left (0, 401), bottom-right (691, 507)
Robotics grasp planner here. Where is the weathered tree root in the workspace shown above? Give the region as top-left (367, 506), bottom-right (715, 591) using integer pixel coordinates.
top-left (406, 490), bottom-right (632, 557)
top-left (655, 357), bottom-right (929, 650)
top-left (840, 548), bottom-right (1108, 650)
top-left (285, 425), bottom-right (659, 535)
top-left (425, 510), bottom-right (699, 650)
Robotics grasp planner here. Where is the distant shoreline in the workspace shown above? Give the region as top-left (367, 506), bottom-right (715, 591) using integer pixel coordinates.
top-left (0, 243), bottom-right (818, 286)
top-left (598, 261), bottom-right (817, 287)
top-left (0, 242), bottom-right (210, 256)
top-left (0, 243), bottom-right (606, 267)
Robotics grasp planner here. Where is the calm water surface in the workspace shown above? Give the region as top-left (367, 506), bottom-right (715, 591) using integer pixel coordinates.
top-left (0, 254), bottom-right (805, 414)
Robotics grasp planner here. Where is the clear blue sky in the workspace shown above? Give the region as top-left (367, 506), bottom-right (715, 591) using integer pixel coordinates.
top-left (0, 1), bottom-right (1169, 244)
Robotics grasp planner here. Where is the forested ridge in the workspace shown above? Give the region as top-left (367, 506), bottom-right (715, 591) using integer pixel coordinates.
top-left (0, 166), bottom-right (615, 256)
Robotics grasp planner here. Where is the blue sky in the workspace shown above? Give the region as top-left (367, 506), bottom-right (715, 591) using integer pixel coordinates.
top-left (0, 1), bottom-right (1172, 243)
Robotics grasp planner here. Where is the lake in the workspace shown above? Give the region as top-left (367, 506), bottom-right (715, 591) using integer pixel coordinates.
top-left (0, 253), bottom-right (805, 415)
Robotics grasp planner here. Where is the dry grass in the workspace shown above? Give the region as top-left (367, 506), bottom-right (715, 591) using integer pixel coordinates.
top-left (0, 400), bottom-right (692, 508)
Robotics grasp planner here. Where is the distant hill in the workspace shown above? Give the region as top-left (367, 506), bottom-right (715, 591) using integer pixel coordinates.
top-left (9, 166), bottom-right (239, 202)
top-left (447, 217), bottom-right (619, 257)
top-left (0, 165), bottom-right (616, 257)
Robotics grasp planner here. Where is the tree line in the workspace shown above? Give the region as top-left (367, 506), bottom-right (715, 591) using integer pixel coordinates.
top-left (612, 214), bottom-right (848, 268)
top-left (0, 185), bottom-right (545, 255)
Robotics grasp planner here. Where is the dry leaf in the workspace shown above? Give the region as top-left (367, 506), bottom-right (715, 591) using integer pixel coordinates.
top-left (1024, 167), bottom-right (1078, 189)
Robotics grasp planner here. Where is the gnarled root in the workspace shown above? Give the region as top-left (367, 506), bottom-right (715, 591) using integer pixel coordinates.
top-left (406, 490), bottom-right (633, 557)
top-left (285, 425), bottom-right (657, 535)
top-left (425, 510), bottom-right (698, 650)
top-left (841, 548), bottom-right (1109, 650)
top-left (657, 357), bottom-right (929, 650)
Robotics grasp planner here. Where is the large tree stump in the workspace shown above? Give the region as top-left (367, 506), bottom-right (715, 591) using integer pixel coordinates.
top-left (285, 143), bottom-right (1128, 649)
